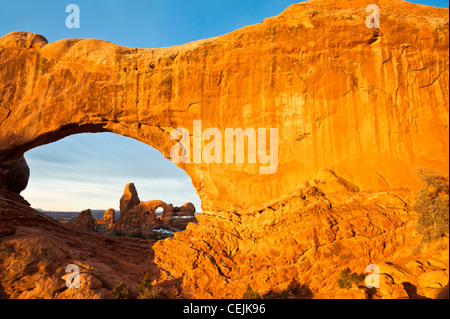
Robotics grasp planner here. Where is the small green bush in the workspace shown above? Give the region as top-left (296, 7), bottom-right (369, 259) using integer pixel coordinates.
top-left (266, 289), bottom-right (294, 299)
top-left (242, 284), bottom-right (262, 299)
top-left (138, 273), bottom-right (162, 299)
top-left (414, 171), bottom-right (449, 251)
top-left (337, 268), bottom-right (365, 289)
top-left (111, 281), bottom-right (131, 299)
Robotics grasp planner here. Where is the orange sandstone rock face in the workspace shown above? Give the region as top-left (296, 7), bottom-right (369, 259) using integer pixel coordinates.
top-left (120, 183), bottom-right (141, 213)
top-left (0, 157), bottom-right (29, 194)
top-left (0, 0), bottom-right (448, 213)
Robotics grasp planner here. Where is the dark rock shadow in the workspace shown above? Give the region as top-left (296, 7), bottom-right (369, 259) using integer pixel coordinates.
top-left (296, 284), bottom-right (314, 299)
top-left (357, 286), bottom-right (378, 299)
top-left (0, 283), bottom-right (7, 299)
top-left (436, 283), bottom-right (449, 299)
top-left (402, 282), bottom-right (429, 299)
top-left (263, 279), bottom-right (314, 299)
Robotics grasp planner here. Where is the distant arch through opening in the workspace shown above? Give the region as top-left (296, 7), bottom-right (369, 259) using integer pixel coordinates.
top-left (155, 207), bottom-right (164, 216)
top-left (22, 132), bottom-right (201, 214)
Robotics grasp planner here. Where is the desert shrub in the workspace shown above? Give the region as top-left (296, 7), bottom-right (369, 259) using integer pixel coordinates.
top-left (139, 273), bottom-right (152, 295)
top-left (265, 289), bottom-right (294, 299)
top-left (414, 171), bottom-right (449, 250)
top-left (111, 281), bottom-right (131, 299)
top-left (242, 284), bottom-right (262, 299)
top-left (138, 273), bottom-right (162, 299)
top-left (139, 285), bottom-right (162, 299)
top-left (337, 268), bottom-right (365, 289)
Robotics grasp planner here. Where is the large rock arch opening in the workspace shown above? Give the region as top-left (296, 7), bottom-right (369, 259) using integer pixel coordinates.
top-left (1, 0), bottom-right (448, 214)
top-left (21, 132), bottom-right (200, 213)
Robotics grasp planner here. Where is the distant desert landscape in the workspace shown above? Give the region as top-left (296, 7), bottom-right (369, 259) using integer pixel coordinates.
top-left (0, 0), bottom-right (448, 300)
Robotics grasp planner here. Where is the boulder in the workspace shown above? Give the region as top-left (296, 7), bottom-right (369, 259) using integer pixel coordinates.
top-left (417, 270), bottom-right (449, 289)
top-left (0, 157), bottom-right (30, 194)
top-left (72, 209), bottom-right (96, 231)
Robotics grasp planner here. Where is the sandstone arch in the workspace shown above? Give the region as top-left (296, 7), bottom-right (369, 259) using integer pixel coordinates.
top-left (0, 0), bottom-right (448, 214)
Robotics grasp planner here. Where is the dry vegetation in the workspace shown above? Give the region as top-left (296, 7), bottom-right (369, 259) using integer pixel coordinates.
top-left (414, 170), bottom-right (449, 252)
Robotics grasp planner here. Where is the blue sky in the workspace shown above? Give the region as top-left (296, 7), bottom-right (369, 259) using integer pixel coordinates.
top-left (1, 0), bottom-right (448, 211)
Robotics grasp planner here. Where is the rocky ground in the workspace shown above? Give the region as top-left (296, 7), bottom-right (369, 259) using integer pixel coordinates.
top-left (0, 187), bottom-right (184, 299)
top-left (0, 171), bottom-right (448, 299)
top-left (154, 172), bottom-right (449, 299)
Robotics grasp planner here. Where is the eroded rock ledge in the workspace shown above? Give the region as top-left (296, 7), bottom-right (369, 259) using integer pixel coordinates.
top-left (0, 174), bottom-right (448, 299)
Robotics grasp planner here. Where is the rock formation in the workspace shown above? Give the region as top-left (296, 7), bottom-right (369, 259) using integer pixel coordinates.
top-left (113, 184), bottom-right (196, 236)
top-left (114, 201), bottom-right (158, 236)
top-left (95, 208), bottom-right (116, 225)
top-left (0, 186), bottom-right (170, 299)
top-left (154, 181), bottom-right (449, 299)
top-left (119, 183), bottom-right (141, 213)
top-left (165, 202), bottom-right (196, 230)
top-left (0, 0), bottom-right (448, 299)
top-left (71, 209), bottom-right (96, 231)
